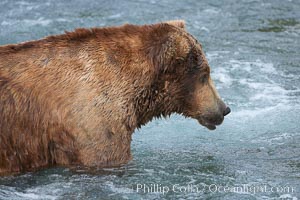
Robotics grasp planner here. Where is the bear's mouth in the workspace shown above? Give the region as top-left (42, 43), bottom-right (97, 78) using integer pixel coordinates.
top-left (199, 121), bottom-right (217, 130)
top-left (203, 123), bottom-right (217, 130)
top-left (197, 117), bottom-right (220, 130)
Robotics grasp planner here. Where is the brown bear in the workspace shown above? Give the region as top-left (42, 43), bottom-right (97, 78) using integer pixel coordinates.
top-left (0, 20), bottom-right (230, 175)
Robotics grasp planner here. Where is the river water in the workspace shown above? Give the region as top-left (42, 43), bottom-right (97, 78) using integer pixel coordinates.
top-left (0, 0), bottom-right (300, 199)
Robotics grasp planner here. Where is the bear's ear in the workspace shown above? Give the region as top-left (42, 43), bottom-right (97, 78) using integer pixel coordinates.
top-left (147, 35), bottom-right (190, 75)
top-left (147, 35), bottom-right (178, 74)
top-left (165, 20), bottom-right (186, 29)
top-left (145, 22), bottom-right (190, 75)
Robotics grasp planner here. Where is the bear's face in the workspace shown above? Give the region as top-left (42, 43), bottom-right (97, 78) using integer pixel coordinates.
top-left (152, 23), bottom-right (231, 130)
top-left (178, 35), bottom-right (230, 130)
top-left (141, 21), bottom-right (230, 129)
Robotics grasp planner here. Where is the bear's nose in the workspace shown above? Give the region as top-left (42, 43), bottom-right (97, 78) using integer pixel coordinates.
top-left (223, 107), bottom-right (231, 116)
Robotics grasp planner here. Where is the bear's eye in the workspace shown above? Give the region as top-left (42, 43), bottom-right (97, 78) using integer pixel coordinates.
top-left (199, 73), bottom-right (209, 83)
top-left (187, 65), bottom-right (200, 74)
top-left (194, 65), bottom-right (201, 70)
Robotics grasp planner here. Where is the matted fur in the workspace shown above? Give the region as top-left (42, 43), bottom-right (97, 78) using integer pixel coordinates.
top-left (0, 20), bottom-right (223, 175)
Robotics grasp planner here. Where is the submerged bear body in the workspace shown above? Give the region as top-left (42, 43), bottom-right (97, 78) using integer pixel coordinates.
top-left (0, 21), bottom-right (230, 175)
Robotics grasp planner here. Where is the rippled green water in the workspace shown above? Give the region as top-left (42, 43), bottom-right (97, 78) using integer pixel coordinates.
top-left (0, 0), bottom-right (299, 199)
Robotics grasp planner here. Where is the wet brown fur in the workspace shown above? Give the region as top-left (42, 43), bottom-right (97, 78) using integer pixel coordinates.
top-left (0, 20), bottom-right (220, 175)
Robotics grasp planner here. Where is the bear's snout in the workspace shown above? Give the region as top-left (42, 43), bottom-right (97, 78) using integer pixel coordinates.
top-left (195, 99), bottom-right (230, 130)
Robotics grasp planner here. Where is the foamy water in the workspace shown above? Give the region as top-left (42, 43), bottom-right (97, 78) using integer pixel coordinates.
top-left (0, 0), bottom-right (300, 199)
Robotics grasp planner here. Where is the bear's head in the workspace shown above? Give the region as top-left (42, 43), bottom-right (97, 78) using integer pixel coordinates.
top-left (142, 20), bottom-right (230, 130)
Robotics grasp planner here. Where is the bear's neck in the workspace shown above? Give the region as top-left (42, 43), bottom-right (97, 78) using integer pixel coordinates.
top-left (133, 79), bottom-right (182, 128)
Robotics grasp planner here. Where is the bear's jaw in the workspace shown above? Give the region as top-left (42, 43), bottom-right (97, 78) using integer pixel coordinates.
top-left (193, 113), bottom-right (227, 130)
top-left (197, 118), bottom-right (217, 130)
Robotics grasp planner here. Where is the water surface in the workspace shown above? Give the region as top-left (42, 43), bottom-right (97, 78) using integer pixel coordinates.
top-left (0, 0), bottom-right (300, 199)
